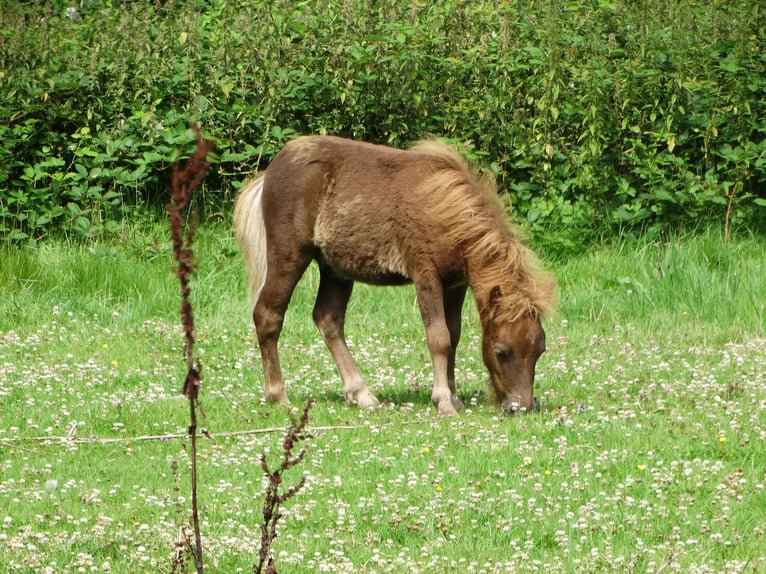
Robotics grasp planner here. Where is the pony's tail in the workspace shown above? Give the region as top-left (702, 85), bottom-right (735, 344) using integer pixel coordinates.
top-left (233, 175), bottom-right (268, 308)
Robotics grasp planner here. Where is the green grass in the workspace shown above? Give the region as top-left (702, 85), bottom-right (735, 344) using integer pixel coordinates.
top-left (555, 230), bottom-right (766, 342)
top-left (1, 224), bottom-right (765, 573)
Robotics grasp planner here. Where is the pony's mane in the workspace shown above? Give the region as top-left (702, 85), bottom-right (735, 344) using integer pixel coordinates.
top-left (410, 139), bottom-right (557, 322)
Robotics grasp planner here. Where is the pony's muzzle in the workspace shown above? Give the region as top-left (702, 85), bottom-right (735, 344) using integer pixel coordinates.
top-left (502, 395), bottom-right (539, 416)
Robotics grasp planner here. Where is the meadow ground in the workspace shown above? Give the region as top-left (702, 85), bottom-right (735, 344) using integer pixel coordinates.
top-left (1, 224), bottom-right (765, 573)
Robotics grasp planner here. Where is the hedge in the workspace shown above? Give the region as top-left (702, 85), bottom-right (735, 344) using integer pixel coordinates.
top-left (1, 0), bottom-right (764, 249)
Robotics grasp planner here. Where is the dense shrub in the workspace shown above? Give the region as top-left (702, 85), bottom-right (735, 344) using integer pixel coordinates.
top-left (1, 0), bottom-right (764, 248)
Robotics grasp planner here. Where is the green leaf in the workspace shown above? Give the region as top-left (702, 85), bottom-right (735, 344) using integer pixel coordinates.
top-left (654, 190), bottom-right (675, 203)
top-left (616, 206), bottom-right (634, 221)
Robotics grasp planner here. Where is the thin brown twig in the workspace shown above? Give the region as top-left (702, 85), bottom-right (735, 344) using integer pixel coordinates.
top-left (254, 400), bottom-right (314, 574)
top-left (723, 180), bottom-right (740, 247)
top-left (655, 547), bottom-right (684, 574)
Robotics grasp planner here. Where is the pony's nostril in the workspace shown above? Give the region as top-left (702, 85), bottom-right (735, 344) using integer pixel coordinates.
top-left (503, 395), bottom-right (523, 415)
top-left (503, 395), bottom-right (539, 415)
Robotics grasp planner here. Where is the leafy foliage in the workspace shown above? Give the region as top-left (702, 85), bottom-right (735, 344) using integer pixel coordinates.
top-left (1, 0), bottom-right (764, 247)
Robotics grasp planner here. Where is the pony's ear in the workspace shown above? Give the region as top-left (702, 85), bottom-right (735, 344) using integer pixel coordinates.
top-left (489, 286), bottom-right (503, 306)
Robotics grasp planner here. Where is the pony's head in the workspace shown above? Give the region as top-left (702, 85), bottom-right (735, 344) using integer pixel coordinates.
top-left (480, 286), bottom-right (551, 416)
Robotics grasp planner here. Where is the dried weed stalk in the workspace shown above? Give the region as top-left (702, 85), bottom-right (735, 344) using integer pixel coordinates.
top-left (170, 458), bottom-right (197, 573)
top-left (168, 126), bottom-right (214, 574)
top-left (254, 400), bottom-right (315, 574)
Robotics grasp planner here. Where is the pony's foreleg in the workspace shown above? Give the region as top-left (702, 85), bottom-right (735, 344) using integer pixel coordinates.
top-left (313, 269), bottom-right (380, 409)
top-left (414, 276), bottom-right (460, 416)
top-left (444, 284), bottom-right (468, 412)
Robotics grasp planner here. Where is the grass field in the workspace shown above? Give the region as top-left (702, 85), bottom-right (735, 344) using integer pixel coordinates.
top-left (1, 223), bottom-right (765, 573)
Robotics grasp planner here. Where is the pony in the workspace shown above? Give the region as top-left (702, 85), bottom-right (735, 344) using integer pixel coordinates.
top-left (234, 136), bottom-right (556, 416)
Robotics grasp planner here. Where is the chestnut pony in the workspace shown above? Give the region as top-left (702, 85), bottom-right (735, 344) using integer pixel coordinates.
top-left (234, 136), bottom-right (556, 416)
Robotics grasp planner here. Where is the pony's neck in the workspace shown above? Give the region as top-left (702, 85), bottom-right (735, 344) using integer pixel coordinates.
top-left (471, 287), bottom-right (495, 326)
top-left (465, 240), bottom-right (538, 325)
top-left (466, 256), bottom-right (516, 322)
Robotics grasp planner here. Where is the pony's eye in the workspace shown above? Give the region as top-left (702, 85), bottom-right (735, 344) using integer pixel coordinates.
top-left (494, 344), bottom-right (512, 360)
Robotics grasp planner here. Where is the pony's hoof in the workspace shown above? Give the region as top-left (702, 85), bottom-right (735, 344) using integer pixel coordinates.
top-left (451, 396), bottom-right (465, 411)
top-left (436, 403), bottom-right (459, 416)
top-left (265, 390), bottom-right (290, 406)
top-left (348, 390), bottom-right (380, 409)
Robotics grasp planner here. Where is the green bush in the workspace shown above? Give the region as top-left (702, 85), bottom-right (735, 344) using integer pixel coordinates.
top-left (1, 0), bottom-right (764, 247)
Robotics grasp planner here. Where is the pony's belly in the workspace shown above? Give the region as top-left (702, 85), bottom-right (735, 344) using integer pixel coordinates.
top-left (315, 238), bottom-right (412, 285)
top-left (314, 208), bottom-right (412, 285)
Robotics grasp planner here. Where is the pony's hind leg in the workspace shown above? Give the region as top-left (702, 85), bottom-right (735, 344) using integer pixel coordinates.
top-left (313, 265), bottom-right (380, 409)
top-left (254, 256), bottom-right (312, 405)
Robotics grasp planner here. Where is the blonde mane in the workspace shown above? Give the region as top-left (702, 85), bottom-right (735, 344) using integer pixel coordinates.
top-left (410, 139), bottom-right (557, 322)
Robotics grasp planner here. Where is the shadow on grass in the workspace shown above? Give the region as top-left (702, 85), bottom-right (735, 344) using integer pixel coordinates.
top-left (231, 379), bottom-right (567, 421)
top-left (293, 386), bottom-right (531, 415)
